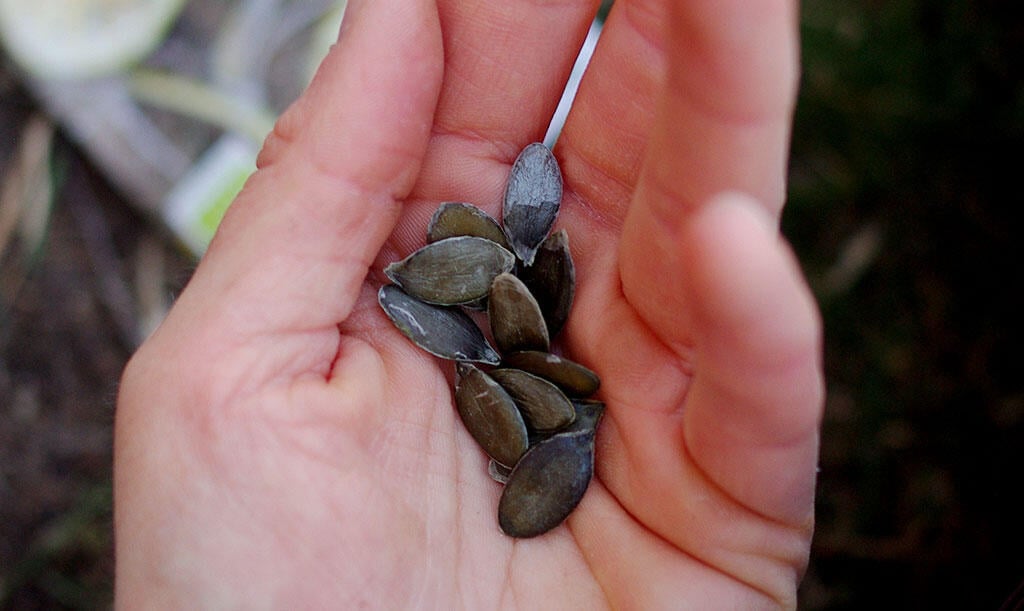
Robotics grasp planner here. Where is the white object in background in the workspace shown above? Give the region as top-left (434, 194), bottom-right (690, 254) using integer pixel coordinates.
top-left (163, 135), bottom-right (257, 255)
top-left (0, 0), bottom-right (187, 79)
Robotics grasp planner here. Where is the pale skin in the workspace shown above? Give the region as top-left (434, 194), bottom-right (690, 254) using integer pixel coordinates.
top-left (115, 0), bottom-right (823, 608)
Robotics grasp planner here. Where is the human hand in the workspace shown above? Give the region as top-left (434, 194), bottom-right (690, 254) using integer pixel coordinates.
top-left (115, 0), bottom-right (822, 608)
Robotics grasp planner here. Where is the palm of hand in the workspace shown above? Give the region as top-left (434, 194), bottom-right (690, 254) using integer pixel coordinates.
top-left (115, 1), bottom-right (822, 608)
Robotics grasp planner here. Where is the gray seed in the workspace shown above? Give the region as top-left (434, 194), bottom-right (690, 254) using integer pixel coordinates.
top-left (427, 202), bottom-right (511, 251)
top-left (455, 363), bottom-right (529, 468)
top-left (384, 236), bottom-right (515, 305)
top-left (502, 143), bottom-right (562, 266)
top-left (489, 368), bottom-right (575, 432)
top-left (377, 285), bottom-right (500, 364)
top-left (567, 399), bottom-right (605, 433)
top-left (501, 351), bottom-right (600, 398)
top-left (518, 229), bottom-right (575, 337)
top-left (488, 272), bottom-right (550, 354)
top-left (497, 400), bottom-right (604, 538)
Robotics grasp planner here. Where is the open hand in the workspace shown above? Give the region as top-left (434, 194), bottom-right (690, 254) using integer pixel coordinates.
top-left (115, 0), bottom-right (823, 607)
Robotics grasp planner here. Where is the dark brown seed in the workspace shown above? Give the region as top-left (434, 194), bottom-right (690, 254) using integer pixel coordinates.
top-left (377, 285), bottom-right (500, 364)
top-left (502, 143), bottom-right (562, 266)
top-left (455, 363), bottom-right (529, 468)
top-left (489, 368), bottom-right (574, 432)
top-left (527, 399), bottom-right (603, 446)
top-left (518, 229), bottom-right (575, 337)
top-left (488, 273), bottom-right (550, 354)
top-left (497, 401), bottom-right (604, 538)
top-left (501, 351), bottom-right (600, 398)
top-left (384, 236), bottom-right (515, 305)
top-left (427, 202), bottom-right (511, 251)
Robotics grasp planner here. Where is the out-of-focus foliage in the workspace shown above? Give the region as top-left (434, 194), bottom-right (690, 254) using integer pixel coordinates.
top-left (788, 1), bottom-right (1024, 608)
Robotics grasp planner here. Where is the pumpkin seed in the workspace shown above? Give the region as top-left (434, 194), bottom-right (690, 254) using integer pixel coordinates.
top-left (489, 368), bottom-right (575, 432)
top-left (567, 399), bottom-right (605, 433)
top-left (488, 272), bottom-right (550, 354)
top-left (427, 202), bottom-right (510, 251)
top-left (501, 351), bottom-right (600, 398)
top-left (518, 229), bottom-right (575, 337)
top-left (376, 143), bottom-right (604, 538)
top-left (384, 236), bottom-right (515, 305)
top-left (377, 284), bottom-right (500, 364)
top-left (488, 459), bottom-right (512, 484)
top-left (502, 142), bottom-right (562, 266)
top-left (497, 400), bottom-right (604, 538)
top-left (455, 363), bottom-right (529, 468)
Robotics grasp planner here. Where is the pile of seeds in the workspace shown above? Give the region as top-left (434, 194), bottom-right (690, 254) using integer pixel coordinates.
top-left (377, 142), bottom-right (602, 538)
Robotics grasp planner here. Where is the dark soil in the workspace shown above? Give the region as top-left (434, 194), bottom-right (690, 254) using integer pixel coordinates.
top-left (1, 71), bottom-right (193, 609)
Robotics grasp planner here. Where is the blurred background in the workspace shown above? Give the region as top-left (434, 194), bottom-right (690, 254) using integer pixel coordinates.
top-left (0, 0), bottom-right (1021, 608)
